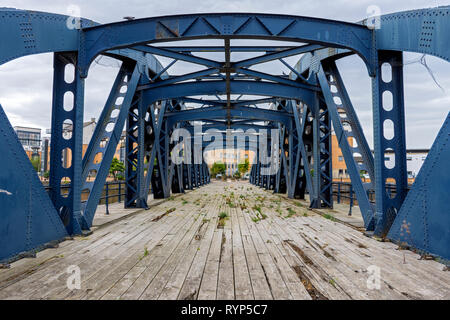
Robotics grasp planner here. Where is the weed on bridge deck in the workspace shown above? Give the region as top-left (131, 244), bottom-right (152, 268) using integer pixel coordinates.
top-left (0, 181), bottom-right (448, 300)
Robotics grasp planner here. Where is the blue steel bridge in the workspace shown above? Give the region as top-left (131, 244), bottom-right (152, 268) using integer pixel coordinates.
top-left (0, 7), bottom-right (449, 299)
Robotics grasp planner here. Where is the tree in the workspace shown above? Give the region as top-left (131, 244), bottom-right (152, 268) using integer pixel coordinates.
top-left (238, 159), bottom-right (249, 175)
top-left (109, 157), bottom-right (125, 180)
top-left (210, 162), bottom-right (226, 177)
top-left (30, 157), bottom-right (41, 172)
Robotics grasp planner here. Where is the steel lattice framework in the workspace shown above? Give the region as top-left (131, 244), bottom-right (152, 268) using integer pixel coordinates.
top-left (0, 7), bottom-right (449, 263)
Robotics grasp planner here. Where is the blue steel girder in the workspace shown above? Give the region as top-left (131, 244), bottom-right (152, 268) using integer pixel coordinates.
top-left (289, 101), bottom-right (314, 200)
top-left (138, 67), bottom-right (318, 92)
top-left (376, 7), bottom-right (450, 62)
top-left (316, 64), bottom-right (376, 230)
top-left (0, 9), bottom-right (169, 79)
top-left (125, 91), bottom-right (147, 208)
top-left (274, 123), bottom-right (288, 194)
top-left (147, 102), bottom-right (171, 199)
top-left (323, 61), bottom-right (375, 184)
top-left (166, 105), bottom-right (292, 127)
top-left (310, 94), bottom-right (333, 208)
top-left (371, 51), bottom-right (408, 237)
top-left (80, 13), bottom-right (373, 74)
top-left (387, 113), bottom-right (450, 261)
top-left (81, 62), bottom-right (142, 228)
top-left (48, 52), bottom-right (85, 234)
top-left (157, 45), bottom-right (300, 52)
top-left (142, 80), bottom-right (315, 107)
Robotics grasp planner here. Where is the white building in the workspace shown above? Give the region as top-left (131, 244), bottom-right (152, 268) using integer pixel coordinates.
top-left (384, 149), bottom-right (429, 179)
top-left (14, 126), bottom-right (41, 153)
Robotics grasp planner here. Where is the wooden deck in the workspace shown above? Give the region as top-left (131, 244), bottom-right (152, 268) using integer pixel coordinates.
top-left (0, 181), bottom-right (448, 300)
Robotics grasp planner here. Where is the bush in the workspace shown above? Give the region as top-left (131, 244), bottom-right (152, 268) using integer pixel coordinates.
top-left (211, 162), bottom-right (226, 177)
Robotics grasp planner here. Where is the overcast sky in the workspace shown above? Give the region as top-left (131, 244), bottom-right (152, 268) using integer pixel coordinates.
top-left (0, 0), bottom-right (449, 149)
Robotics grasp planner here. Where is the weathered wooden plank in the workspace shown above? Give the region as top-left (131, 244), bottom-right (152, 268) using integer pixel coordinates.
top-left (216, 228), bottom-right (235, 300)
top-left (176, 195), bottom-right (222, 300)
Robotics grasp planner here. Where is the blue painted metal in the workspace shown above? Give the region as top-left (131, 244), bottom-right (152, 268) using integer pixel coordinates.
top-left (143, 80), bottom-right (315, 107)
top-left (371, 51), bottom-right (408, 237)
top-left (310, 93), bottom-right (333, 208)
top-left (1, 7), bottom-right (449, 263)
top-left (376, 7), bottom-right (450, 63)
top-left (317, 64), bottom-right (375, 229)
top-left (81, 13), bottom-right (373, 71)
top-left (48, 52), bottom-right (86, 234)
top-left (387, 113), bottom-right (450, 261)
top-left (167, 105), bottom-right (293, 127)
top-left (0, 104), bottom-right (67, 262)
top-left (81, 62), bottom-right (142, 227)
top-left (288, 101), bottom-right (313, 200)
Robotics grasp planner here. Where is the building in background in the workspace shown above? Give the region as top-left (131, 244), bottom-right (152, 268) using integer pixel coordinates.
top-left (14, 126), bottom-right (42, 159)
top-left (205, 148), bottom-right (255, 176)
top-left (331, 132), bottom-right (351, 181)
top-left (14, 118), bottom-right (127, 180)
top-left (331, 131), bottom-right (428, 182)
top-left (384, 149), bottom-right (429, 179)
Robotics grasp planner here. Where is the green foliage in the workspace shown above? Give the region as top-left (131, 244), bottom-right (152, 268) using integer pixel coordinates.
top-left (109, 157), bottom-right (125, 180)
top-left (238, 158), bottom-right (250, 175)
top-left (286, 208), bottom-right (295, 218)
top-left (323, 214), bottom-right (336, 221)
top-left (218, 212), bottom-right (228, 219)
top-left (43, 171), bottom-right (50, 179)
top-left (252, 205), bottom-right (262, 214)
top-left (211, 162), bottom-right (226, 177)
top-left (30, 157), bottom-right (41, 172)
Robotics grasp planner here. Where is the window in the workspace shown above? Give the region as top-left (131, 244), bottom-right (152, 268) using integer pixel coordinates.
top-left (338, 169), bottom-right (343, 175)
top-left (338, 156), bottom-right (343, 161)
top-left (407, 156), bottom-right (412, 161)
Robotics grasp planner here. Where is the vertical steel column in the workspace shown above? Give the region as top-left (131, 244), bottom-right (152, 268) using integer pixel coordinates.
top-left (372, 50), bottom-right (408, 236)
top-left (125, 91), bottom-right (147, 207)
top-left (311, 93), bottom-right (333, 208)
top-left (49, 52), bottom-right (85, 234)
top-left (151, 114), bottom-right (170, 198)
top-left (311, 95), bottom-right (321, 207)
top-left (288, 102), bottom-right (313, 200)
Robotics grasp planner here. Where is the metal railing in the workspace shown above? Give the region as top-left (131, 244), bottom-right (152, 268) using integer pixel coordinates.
top-left (44, 181), bottom-right (126, 215)
top-left (332, 181), bottom-right (412, 216)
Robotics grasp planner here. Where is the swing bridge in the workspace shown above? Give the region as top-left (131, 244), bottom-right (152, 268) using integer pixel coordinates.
top-left (0, 7), bottom-right (449, 299)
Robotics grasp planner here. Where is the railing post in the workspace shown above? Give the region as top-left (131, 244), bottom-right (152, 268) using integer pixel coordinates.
top-left (105, 182), bottom-right (109, 215)
top-left (348, 183), bottom-right (353, 216)
top-left (118, 182), bottom-right (122, 203)
top-left (337, 182), bottom-right (341, 204)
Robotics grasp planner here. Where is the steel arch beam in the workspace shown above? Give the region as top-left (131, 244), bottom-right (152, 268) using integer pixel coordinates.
top-left (0, 9), bottom-right (168, 79)
top-left (376, 7), bottom-right (450, 62)
top-left (80, 13), bottom-right (373, 73)
top-left (142, 80), bottom-right (315, 106)
top-left (292, 7), bottom-right (450, 79)
top-left (166, 105), bottom-right (292, 126)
